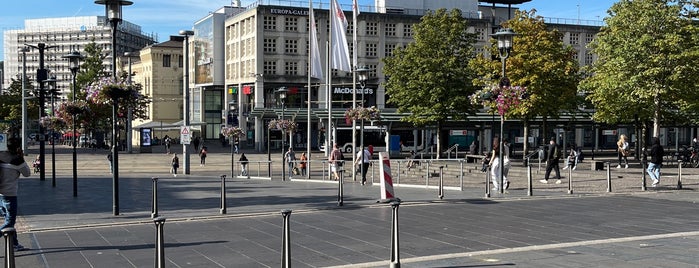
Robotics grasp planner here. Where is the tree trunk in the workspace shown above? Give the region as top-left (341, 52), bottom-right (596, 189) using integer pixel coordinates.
top-left (436, 121), bottom-right (442, 159)
top-left (653, 93), bottom-right (660, 138)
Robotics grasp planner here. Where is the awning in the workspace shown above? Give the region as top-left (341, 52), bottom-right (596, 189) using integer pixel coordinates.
top-left (133, 121), bottom-right (177, 129)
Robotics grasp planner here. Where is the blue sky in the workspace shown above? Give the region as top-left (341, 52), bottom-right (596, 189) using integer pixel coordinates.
top-left (0, 0), bottom-right (616, 61)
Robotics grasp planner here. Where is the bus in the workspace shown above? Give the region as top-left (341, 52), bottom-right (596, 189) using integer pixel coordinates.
top-left (322, 125), bottom-right (388, 153)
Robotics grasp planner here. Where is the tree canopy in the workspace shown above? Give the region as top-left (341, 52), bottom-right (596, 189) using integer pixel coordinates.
top-left (580, 0), bottom-right (699, 137)
top-left (382, 8), bottom-right (480, 156)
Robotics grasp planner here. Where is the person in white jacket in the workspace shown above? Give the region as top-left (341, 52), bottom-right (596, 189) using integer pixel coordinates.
top-left (0, 138), bottom-right (31, 251)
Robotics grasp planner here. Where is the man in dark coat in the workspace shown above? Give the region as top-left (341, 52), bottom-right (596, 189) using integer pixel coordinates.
top-left (540, 137), bottom-right (561, 184)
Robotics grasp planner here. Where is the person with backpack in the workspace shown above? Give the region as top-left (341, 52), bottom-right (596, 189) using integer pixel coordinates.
top-left (540, 137), bottom-right (562, 184)
top-left (199, 146), bottom-right (208, 166)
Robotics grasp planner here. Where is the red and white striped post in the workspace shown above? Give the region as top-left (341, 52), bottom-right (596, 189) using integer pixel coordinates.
top-left (379, 152), bottom-right (398, 202)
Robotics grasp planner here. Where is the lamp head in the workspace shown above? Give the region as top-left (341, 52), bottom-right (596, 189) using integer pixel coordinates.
top-left (276, 87), bottom-right (288, 100)
top-left (491, 28), bottom-right (516, 59)
top-left (62, 51), bottom-right (83, 73)
top-left (179, 30), bottom-right (195, 36)
top-left (356, 65), bottom-right (370, 83)
top-left (95, 0), bottom-right (133, 22)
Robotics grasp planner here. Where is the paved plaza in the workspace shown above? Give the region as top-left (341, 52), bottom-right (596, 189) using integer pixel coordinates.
top-left (4, 144), bottom-right (699, 267)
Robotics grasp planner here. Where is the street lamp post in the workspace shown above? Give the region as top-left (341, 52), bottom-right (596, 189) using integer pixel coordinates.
top-left (95, 0), bottom-right (133, 216)
top-left (179, 30), bottom-right (194, 175)
top-left (63, 51), bottom-right (82, 197)
top-left (124, 51), bottom-right (137, 154)
top-left (492, 28), bottom-right (516, 194)
top-left (26, 43), bottom-right (55, 181)
top-left (20, 47), bottom-right (30, 155)
top-left (44, 77), bottom-right (58, 187)
top-left (356, 66), bottom-right (370, 183)
top-left (277, 87), bottom-right (288, 180)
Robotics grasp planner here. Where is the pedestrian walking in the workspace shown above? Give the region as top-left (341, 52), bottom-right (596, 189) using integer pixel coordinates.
top-left (192, 136), bottom-right (201, 152)
top-left (164, 135), bottom-right (172, 154)
top-left (489, 137), bottom-right (510, 191)
top-left (540, 137), bottom-right (562, 184)
top-left (617, 134), bottom-right (630, 168)
top-left (107, 150), bottom-right (113, 174)
top-left (0, 138), bottom-right (31, 251)
top-left (171, 153), bottom-right (179, 177)
top-left (329, 144), bottom-right (343, 180)
top-left (284, 147), bottom-right (296, 179)
top-left (354, 146), bottom-right (371, 185)
top-left (299, 152), bottom-right (307, 176)
top-left (199, 146), bottom-right (208, 166)
top-left (239, 153), bottom-right (249, 176)
top-left (647, 137), bottom-right (664, 187)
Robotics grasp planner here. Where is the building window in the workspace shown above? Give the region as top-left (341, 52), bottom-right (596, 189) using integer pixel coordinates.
top-left (385, 44), bottom-right (395, 57)
top-left (570, 33), bottom-right (579, 45)
top-left (264, 61), bottom-right (276, 75)
top-left (179, 55), bottom-right (183, 67)
top-left (366, 43), bottom-right (378, 57)
top-left (584, 52), bottom-right (594, 65)
top-left (285, 39), bottom-right (298, 54)
top-left (347, 21), bottom-right (354, 35)
top-left (366, 22), bottom-right (378, 36)
top-left (476, 28), bottom-right (485, 41)
top-left (573, 50), bottom-right (580, 61)
top-left (385, 23), bottom-right (396, 36)
top-left (285, 61), bottom-right (298, 76)
top-left (264, 16), bottom-right (276, 30)
top-left (264, 38), bottom-right (276, 53)
top-left (403, 24), bottom-right (413, 37)
top-left (285, 17), bottom-right (298, 32)
top-left (163, 54), bottom-right (171, 67)
top-left (585, 33), bottom-right (595, 44)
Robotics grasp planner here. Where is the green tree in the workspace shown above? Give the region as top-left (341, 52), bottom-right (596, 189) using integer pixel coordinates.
top-left (580, 0), bottom-right (699, 140)
top-left (382, 8), bottom-right (480, 157)
top-left (470, 10), bottom-right (580, 156)
top-left (0, 75), bottom-right (38, 135)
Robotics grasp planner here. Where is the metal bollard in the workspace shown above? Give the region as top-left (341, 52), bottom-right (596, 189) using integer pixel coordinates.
top-left (220, 175), bottom-right (227, 214)
top-left (527, 164), bottom-right (533, 196)
top-left (2, 227), bottom-right (16, 268)
top-left (153, 217), bottom-right (166, 268)
top-left (389, 201), bottom-right (401, 268)
top-left (281, 209), bottom-right (292, 268)
top-left (606, 162), bottom-right (612, 193)
top-left (641, 160), bottom-right (647, 191)
top-left (459, 160), bottom-right (464, 191)
top-left (151, 177), bottom-right (159, 219)
top-left (567, 166), bottom-right (573, 194)
top-left (438, 166), bottom-right (444, 200)
top-left (425, 161), bottom-right (430, 187)
top-left (677, 161), bottom-right (683, 189)
top-left (484, 167), bottom-right (490, 198)
top-left (337, 169), bottom-right (344, 206)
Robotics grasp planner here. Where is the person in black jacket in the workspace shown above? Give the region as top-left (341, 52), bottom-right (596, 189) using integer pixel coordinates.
top-left (646, 137), bottom-right (664, 187)
top-left (540, 137), bottom-right (561, 184)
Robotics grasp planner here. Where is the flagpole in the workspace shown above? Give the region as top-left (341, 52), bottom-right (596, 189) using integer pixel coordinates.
top-left (307, 0), bottom-right (312, 178)
top-left (351, 0), bottom-right (359, 182)
top-left (326, 3), bottom-right (332, 158)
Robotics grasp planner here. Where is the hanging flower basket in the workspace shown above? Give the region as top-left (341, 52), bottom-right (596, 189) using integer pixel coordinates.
top-left (61, 100), bottom-right (91, 116)
top-left (268, 119), bottom-right (297, 133)
top-left (344, 106), bottom-right (381, 121)
top-left (39, 116), bottom-right (66, 130)
top-left (470, 85), bottom-right (527, 116)
top-left (221, 126), bottom-right (244, 138)
top-left (86, 77), bottom-right (141, 105)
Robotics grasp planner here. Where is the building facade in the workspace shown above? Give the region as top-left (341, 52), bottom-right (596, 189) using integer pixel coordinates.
top-left (3, 16), bottom-right (155, 99)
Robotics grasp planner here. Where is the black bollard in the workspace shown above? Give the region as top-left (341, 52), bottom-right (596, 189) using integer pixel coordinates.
top-left (2, 227), bottom-right (16, 268)
top-left (641, 160), bottom-right (647, 191)
top-left (677, 160), bottom-right (683, 189)
top-left (220, 175), bottom-right (227, 214)
top-left (606, 162), bottom-right (612, 193)
top-left (151, 177), bottom-right (159, 219)
top-left (337, 169), bottom-right (344, 206)
top-left (281, 209), bottom-right (292, 268)
top-left (484, 167), bottom-right (490, 198)
top-left (438, 166), bottom-right (444, 200)
top-left (389, 201), bottom-right (401, 268)
top-left (525, 164), bottom-right (532, 196)
top-left (153, 217), bottom-right (166, 268)
top-left (567, 165), bottom-right (573, 194)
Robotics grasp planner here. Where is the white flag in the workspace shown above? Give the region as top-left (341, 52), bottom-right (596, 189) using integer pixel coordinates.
top-left (331, 0), bottom-right (351, 72)
top-left (309, 4), bottom-right (323, 80)
top-left (352, 0), bottom-right (359, 69)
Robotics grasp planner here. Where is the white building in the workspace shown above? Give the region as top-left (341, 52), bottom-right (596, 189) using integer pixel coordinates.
top-left (2, 16), bottom-right (155, 99)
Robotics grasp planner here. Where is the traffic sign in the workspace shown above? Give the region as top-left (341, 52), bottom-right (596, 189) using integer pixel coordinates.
top-left (180, 126), bottom-right (191, 145)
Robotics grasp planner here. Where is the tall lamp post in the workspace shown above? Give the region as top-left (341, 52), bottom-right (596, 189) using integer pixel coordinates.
top-left (20, 47), bottom-right (30, 155)
top-left (492, 28), bottom-right (515, 194)
top-left (63, 51), bottom-right (82, 197)
top-left (277, 87), bottom-right (288, 180)
top-left (179, 30), bottom-right (194, 175)
top-left (356, 66), bottom-right (370, 181)
top-left (26, 43), bottom-right (55, 181)
top-left (44, 76), bottom-right (59, 187)
top-left (95, 0), bottom-right (132, 216)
